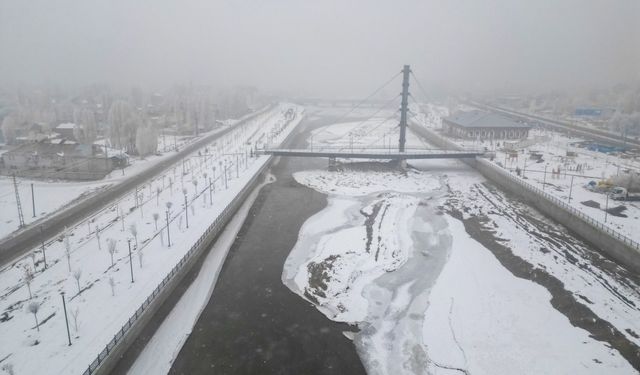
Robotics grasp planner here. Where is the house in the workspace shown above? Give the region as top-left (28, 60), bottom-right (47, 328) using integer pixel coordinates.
top-left (443, 110), bottom-right (531, 140)
top-left (55, 123), bottom-right (80, 141)
top-left (0, 139), bottom-right (127, 180)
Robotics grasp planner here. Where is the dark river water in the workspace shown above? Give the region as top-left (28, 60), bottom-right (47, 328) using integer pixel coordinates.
top-left (168, 115), bottom-right (367, 375)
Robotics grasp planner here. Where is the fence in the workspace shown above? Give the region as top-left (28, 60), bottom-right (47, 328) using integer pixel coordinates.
top-left (80, 108), bottom-right (301, 375)
top-left (476, 158), bottom-right (640, 253)
top-left (412, 121), bottom-right (640, 263)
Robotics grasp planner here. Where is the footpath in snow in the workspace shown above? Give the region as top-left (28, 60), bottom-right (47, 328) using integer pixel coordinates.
top-left (0, 103), bottom-right (303, 375)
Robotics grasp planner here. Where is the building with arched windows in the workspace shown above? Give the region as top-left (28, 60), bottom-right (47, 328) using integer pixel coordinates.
top-left (443, 110), bottom-right (531, 140)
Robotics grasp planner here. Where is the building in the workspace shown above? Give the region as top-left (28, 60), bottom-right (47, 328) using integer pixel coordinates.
top-left (443, 110), bottom-right (531, 140)
top-left (55, 123), bottom-right (79, 141)
top-left (0, 139), bottom-right (127, 180)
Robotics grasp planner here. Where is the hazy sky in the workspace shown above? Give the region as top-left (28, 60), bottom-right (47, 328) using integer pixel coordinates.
top-left (0, 0), bottom-right (638, 97)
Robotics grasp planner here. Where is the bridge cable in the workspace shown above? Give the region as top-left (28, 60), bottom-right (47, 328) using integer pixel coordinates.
top-left (409, 71), bottom-right (431, 103)
top-left (336, 94), bottom-right (401, 151)
top-left (313, 70), bottom-right (402, 137)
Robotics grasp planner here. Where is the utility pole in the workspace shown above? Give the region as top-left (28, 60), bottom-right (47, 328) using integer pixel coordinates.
top-left (568, 175), bottom-right (574, 203)
top-left (31, 183), bottom-right (36, 217)
top-left (184, 193), bottom-right (189, 229)
top-left (12, 174), bottom-right (25, 228)
top-left (165, 210), bottom-right (171, 247)
top-left (61, 292), bottom-right (72, 346)
top-left (398, 65), bottom-right (411, 153)
top-left (127, 239), bottom-right (134, 283)
top-left (40, 226), bottom-right (47, 269)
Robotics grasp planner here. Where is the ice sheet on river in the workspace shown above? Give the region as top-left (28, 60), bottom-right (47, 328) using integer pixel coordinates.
top-left (283, 166), bottom-right (637, 374)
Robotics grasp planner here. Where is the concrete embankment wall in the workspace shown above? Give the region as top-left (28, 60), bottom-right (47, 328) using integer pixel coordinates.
top-left (89, 111), bottom-right (302, 375)
top-left (410, 123), bottom-right (640, 274)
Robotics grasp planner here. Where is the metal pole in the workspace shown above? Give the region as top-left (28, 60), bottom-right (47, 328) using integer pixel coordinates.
top-left (31, 183), bottom-right (36, 217)
top-left (236, 154), bottom-right (239, 178)
top-left (184, 194), bottom-right (189, 228)
top-left (398, 65), bottom-right (411, 153)
top-left (61, 292), bottom-right (71, 346)
top-left (40, 226), bottom-right (47, 269)
top-left (605, 193), bottom-right (609, 223)
top-left (165, 210), bottom-right (171, 247)
top-left (209, 178), bottom-right (213, 205)
top-left (568, 175), bottom-right (574, 203)
top-left (128, 239), bottom-right (134, 283)
top-left (543, 165), bottom-right (547, 190)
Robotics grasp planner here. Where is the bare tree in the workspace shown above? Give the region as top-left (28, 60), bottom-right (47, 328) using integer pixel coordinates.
top-left (138, 250), bottom-right (144, 269)
top-left (64, 235), bottom-right (72, 272)
top-left (108, 277), bottom-right (116, 296)
top-left (129, 224), bottom-right (138, 248)
top-left (72, 108), bottom-right (98, 144)
top-left (96, 225), bottom-right (102, 250)
top-left (23, 265), bottom-right (34, 299)
top-left (135, 124), bottom-right (159, 156)
top-left (152, 213), bottom-right (159, 230)
top-left (108, 100), bottom-right (134, 152)
top-left (1, 115), bottom-right (18, 145)
top-left (73, 269), bottom-right (82, 295)
top-left (1, 363), bottom-right (15, 375)
top-left (107, 239), bottom-right (117, 267)
top-left (30, 252), bottom-right (37, 270)
top-left (70, 307), bottom-right (80, 333)
top-left (27, 301), bottom-right (40, 331)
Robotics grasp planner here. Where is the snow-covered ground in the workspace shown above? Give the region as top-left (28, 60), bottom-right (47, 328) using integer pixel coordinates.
top-left (412, 106), bottom-right (640, 245)
top-left (127, 171), bottom-right (274, 375)
top-left (0, 103), bottom-right (303, 375)
top-left (282, 108), bottom-right (640, 374)
top-left (0, 128), bottom-right (230, 240)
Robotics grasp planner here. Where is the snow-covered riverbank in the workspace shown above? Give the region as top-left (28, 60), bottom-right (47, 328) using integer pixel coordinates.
top-left (0, 104), bottom-right (303, 375)
top-left (282, 108), bottom-right (640, 374)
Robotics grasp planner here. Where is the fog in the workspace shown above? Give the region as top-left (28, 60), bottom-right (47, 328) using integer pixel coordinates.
top-left (1, 0), bottom-right (638, 97)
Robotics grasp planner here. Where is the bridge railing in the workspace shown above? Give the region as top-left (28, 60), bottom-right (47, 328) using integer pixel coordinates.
top-left (259, 145), bottom-right (484, 155)
top-left (477, 158), bottom-right (640, 254)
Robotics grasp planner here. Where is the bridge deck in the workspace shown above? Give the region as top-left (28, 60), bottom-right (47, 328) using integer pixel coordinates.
top-left (259, 148), bottom-right (483, 159)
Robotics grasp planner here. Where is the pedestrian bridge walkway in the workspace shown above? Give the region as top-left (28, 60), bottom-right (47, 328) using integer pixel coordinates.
top-left (258, 147), bottom-right (484, 160)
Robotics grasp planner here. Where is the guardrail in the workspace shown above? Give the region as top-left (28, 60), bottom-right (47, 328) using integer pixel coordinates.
top-left (412, 120), bottom-right (640, 254)
top-left (81, 163), bottom-right (264, 375)
top-left (81, 109), bottom-right (302, 375)
top-left (477, 158), bottom-right (640, 253)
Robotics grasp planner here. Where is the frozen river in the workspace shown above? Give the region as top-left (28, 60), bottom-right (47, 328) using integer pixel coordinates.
top-left (162, 107), bottom-right (639, 374)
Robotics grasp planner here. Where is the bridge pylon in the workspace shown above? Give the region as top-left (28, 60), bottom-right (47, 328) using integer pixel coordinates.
top-left (398, 65), bottom-right (411, 153)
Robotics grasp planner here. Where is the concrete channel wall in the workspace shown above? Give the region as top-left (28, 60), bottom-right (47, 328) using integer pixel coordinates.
top-left (410, 122), bottom-right (640, 274)
top-left (87, 111), bottom-right (302, 375)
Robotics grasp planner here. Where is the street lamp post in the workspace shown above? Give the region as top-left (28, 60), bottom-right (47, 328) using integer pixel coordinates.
top-left (568, 175), bottom-right (574, 203)
top-left (184, 193), bottom-right (189, 229)
top-left (31, 183), bottom-right (36, 218)
top-left (61, 292), bottom-right (71, 346)
top-left (543, 164), bottom-right (548, 191)
top-left (127, 239), bottom-right (134, 283)
top-left (165, 210), bottom-right (171, 247)
top-left (605, 193), bottom-right (610, 223)
top-left (209, 178), bottom-right (213, 205)
top-left (40, 226), bottom-right (47, 269)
